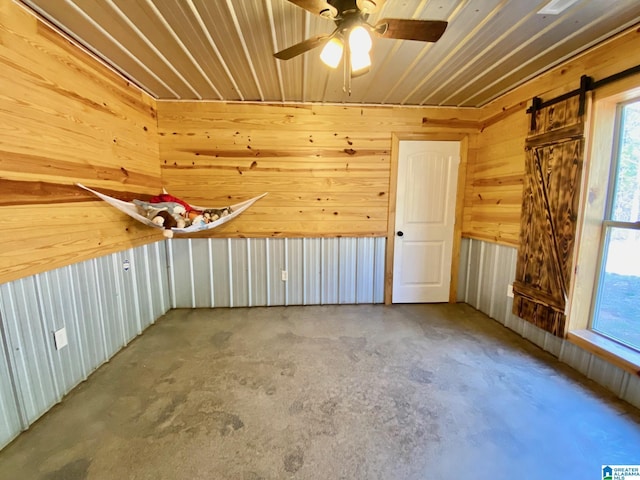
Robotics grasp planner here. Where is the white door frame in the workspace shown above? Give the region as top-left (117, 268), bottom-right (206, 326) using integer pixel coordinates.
top-left (385, 132), bottom-right (469, 305)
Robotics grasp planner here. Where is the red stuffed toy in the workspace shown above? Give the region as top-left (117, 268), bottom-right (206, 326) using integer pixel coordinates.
top-left (148, 193), bottom-right (195, 213)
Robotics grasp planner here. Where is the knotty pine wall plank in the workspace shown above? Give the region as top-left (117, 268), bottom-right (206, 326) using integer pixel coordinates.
top-left (7, 0), bottom-right (639, 282)
top-left (463, 25), bottom-right (640, 247)
top-left (158, 101), bottom-right (479, 238)
top-left (0, 0), bottom-right (162, 284)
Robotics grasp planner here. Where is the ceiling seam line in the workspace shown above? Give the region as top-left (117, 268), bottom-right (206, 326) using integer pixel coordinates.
top-left (457, 0), bottom-right (593, 106)
top-left (105, 0), bottom-right (200, 100)
top-left (475, 15), bottom-right (640, 108)
top-left (302, 10), bottom-right (310, 103)
top-left (265, 0), bottom-right (286, 102)
top-left (19, 0), bottom-right (163, 99)
top-left (154, 99), bottom-right (477, 110)
top-left (186, 0), bottom-right (244, 101)
top-left (359, 0), bottom-right (428, 101)
top-left (435, 0), bottom-right (555, 105)
top-left (382, 0), bottom-right (470, 105)
top-left (426, 0), bottom-right (547, 106)
top-left (62, 0), bottom-right (172, 98)
top-left (225, 0), bottom-right (264, 101)
top-left (402, 0), bottom-right (509, 105)
top-left (144, 0), bottom-right (221, 100)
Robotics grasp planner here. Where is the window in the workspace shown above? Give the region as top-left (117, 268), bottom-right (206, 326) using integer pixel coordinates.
top-left (591, 99), bottom-right (640, 350)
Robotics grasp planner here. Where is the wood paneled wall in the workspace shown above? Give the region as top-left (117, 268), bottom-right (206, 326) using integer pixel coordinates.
top-left (157, 101), bottom-right (479, 237)
top-left (0, 0), bottom-right (162, 284)
top-left (5, 0), bottom-right (638, 283)
top-left (464, 25), bottom-right (640, 247)
top-left (462, 111), bottom-right (528, 245)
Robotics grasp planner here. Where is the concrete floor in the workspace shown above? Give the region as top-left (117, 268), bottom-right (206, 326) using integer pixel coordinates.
top-left (1, 304), bottom-right (639, 480)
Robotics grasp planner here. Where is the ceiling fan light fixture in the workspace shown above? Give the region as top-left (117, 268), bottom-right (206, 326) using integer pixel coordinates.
top-left (357, 0), bottom-right (378, 14)
top-left (320, 37), bottom-right (344, 68)
top-left (348, 25), bottom-right (372, 54)
top-left (350, 51), bottom-right (371, 74)
top-left (277, 0), bottom-right (447, 87)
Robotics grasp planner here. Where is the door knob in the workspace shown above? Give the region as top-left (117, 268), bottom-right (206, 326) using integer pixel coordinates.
top-left (397, 231), bottom-right (404, 237)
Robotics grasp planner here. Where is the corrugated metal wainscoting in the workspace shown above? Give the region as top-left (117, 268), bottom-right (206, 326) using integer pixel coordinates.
top-left (458, 237), bottom-right (640, 409)
top-left (166, 237), bottom-right (386, 308)
top-left (0, 242), bottom-right (170, 449)
top-left (0, 237), bottom-right (384, 449)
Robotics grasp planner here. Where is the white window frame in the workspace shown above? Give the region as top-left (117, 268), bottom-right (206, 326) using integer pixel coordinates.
top-left (590, 99), bottom-right (640, 348)
top-left (566, 82), bottom-right (640, 373)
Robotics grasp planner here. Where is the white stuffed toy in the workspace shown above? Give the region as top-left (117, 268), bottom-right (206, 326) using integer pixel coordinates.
top-left (134, 200), bottom-right (187, 237)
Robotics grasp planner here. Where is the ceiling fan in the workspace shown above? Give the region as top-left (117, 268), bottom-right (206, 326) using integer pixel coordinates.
top-left (274, 0), bottom-right (448, 78)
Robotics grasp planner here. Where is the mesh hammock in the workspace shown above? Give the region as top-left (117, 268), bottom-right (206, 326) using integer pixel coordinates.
top-left (77, 183), bottom-right (266, 235)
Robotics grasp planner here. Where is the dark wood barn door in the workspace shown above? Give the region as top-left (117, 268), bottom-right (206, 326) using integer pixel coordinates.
top-left (513, 96), bottom-right (586, 337)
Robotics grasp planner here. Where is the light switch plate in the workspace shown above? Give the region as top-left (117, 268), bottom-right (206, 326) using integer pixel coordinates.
top-left (507, 284), bottom-right (514, 298)
top-left (54, 327), bottom-right (68, 350)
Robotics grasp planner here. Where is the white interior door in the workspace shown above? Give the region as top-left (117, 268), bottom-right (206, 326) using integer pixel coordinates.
top-left (392, 140), bottom-right (460, 303)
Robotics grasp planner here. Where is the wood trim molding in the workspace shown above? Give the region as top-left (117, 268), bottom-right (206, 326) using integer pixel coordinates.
top-left (568, 330), bottom-right (640, 377)
top-left (385, 133), bottom-right (401, 305)
top-left (422, 117), bottom-right (481, 131)
top-left (567, 89), bottom-right (638, 332)
top-left (450, 135), bottom-right (469, 303)
top-left (480, 101), bottom-right (529, 130)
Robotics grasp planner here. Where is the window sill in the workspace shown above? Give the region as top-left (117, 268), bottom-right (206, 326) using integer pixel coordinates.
top-left (567, 330), bottom-right (640, 377)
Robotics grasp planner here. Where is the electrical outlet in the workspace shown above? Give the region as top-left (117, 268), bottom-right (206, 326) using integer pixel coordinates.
top-left (54, 327), bottom-right (68, 350)
top-left (507, 284), bottom-right (514, 298)
top-left (281, 270), bottom-right (288, 281)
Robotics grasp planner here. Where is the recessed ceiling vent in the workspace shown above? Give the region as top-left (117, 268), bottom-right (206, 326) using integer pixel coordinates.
top-left (537, 0), bottom-right (580, 15)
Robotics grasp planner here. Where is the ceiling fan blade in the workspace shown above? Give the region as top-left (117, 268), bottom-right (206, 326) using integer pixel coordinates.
top-left (356, 0), bottom-right (386, 14)
top-left (287, 0), bottom-right (337, 18)
top-left (374, 18), bottom-right (448, 42)
top-left (274, 33), bottom-right (332, 60)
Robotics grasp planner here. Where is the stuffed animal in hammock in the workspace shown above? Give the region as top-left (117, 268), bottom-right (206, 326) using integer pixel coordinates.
top-left (134, 194), bottom-right (233, 235)
top-left (184, 207), bottom-right (233, 227)
top-left (203, 207), bottom-right (233, 222)
top-left (133, 200), bottom-right (187, 238)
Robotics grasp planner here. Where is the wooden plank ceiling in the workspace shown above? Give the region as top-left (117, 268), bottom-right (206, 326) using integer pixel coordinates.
top-left (18, 0), bottom-right (640, 107)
